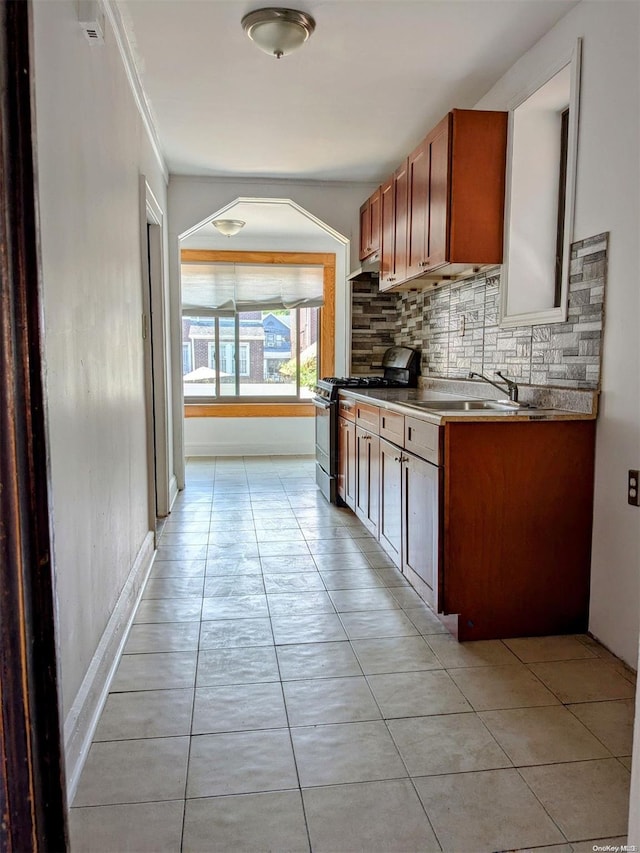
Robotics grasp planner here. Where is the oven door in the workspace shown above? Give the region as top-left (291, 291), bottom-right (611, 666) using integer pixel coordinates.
top-left (313, 396), bottom-right (337, 502)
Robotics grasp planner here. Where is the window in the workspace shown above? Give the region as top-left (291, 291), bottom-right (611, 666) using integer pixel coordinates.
top-left (180, 252), bottom-right (333, 406)
top-left (182, 342), bottom-right (193, 374)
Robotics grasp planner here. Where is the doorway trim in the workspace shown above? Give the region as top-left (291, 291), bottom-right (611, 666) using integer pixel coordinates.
top-left (0, 1), bottom-right (68, 847)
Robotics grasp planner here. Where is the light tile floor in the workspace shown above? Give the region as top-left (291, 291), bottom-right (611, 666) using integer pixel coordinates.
top-left (71, 455), bottom-right (636, 853)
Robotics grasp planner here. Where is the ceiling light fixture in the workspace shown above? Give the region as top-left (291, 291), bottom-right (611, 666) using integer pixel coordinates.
top-left (241, 7), bottom-right (316, 59)
top-left (212, 219), bottom-right (246, 237)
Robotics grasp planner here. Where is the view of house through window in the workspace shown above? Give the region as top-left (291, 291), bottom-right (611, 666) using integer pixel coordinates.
top-left (181, 259), bottom-right (322, 400)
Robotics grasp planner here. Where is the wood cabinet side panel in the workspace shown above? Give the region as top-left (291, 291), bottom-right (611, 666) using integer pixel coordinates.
top-left (380, 177), bottom-right (395, 288)
top-left (369, 187), bottom-right (382, 256)
top-left (448, 109), bottom-right (508, 265)
top-left (443, 421), bottom-right (595, 640)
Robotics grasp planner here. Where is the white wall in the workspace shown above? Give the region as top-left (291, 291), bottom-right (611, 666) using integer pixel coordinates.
top-left (476, 0), bottom-right (640, 669)
top-left (32, 0), bottom-right (168, 732)
top-left (170, 177), bottom-right (376, 461)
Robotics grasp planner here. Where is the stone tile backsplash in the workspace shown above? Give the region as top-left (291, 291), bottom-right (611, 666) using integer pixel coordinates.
top-left (389, 233), bottom-right (607, 390)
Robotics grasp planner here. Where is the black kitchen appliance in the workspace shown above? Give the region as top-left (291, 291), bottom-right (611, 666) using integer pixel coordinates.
top-left (313, 346), bottom-right (420, 503)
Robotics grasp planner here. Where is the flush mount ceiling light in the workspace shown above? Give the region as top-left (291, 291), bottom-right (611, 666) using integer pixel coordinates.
top-left (212, 219), bottom-right (246, 237)
top-left (241, 8), bottom-right (316, 59)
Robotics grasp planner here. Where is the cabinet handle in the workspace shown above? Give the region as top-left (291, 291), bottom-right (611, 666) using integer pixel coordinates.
top-left (388, 277), bottom-right (396, 283)
top-left (407, 426), bottom-right (412, 441)
top-left (363, 435), bottom-right (371, 441)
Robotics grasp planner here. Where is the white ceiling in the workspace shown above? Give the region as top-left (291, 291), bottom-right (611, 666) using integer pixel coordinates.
top-left (120, 0), bottom-right (579, 183)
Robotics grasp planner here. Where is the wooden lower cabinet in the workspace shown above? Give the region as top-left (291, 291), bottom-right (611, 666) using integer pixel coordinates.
top-left (402, 451), bottom-right (440, 610)
top-left (355, 427), bottom-right (379, 536)
top-left (378, 439), bottom-right (404, 568)
top-left (337, 416), bottom-right (356, 510)
top-left (379, 439), bottom-right (441, 610)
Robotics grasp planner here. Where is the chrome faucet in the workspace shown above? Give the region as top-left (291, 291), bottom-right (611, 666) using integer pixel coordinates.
top-left (468, 370), bottom-right (519, 403)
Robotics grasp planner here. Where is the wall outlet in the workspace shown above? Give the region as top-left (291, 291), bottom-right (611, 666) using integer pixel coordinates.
top-left (628, 470), bottom-right (639, 506)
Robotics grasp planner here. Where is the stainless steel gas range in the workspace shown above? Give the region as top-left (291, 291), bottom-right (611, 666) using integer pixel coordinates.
top-left (313, 346), bottom-right (420, 503)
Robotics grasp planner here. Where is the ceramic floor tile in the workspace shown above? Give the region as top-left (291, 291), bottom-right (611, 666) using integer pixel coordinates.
top-left (339, 610), bottom-right (420, 640)
top-left (187, 729), bottom-right (298, 797)
top-left (570, 839), bottom-right (628, 853)
top-left (110, 651), bottom-right (197, 691)
top-left (520, 759), bottom-right (631, 841)
top-left (267, 591), bottom-right (336, 617)
top-left (69, 800), bottom-right (184, 852)
top-left (426, 635), bottom-right (520, 668)
top-left (306, 539), bottom-right (363, 555)
top-left (388, 586), bottom-right (429, 608)
top-left (133, 597), bottom-right (202, 624)
top-left (303, 780), bottom-right (440, 853)
top-left (364, 553), bottom-right (397, 570)
top-left (319, 569), bottom-right (385, 590)
top-left (283, 676), bottom-right (381, 726)
top-left (123, 622), bottom-right (200, 654)
top-left (271, 613), bottom-right (348, 645)
top-left (449, 664), bottom-right (561, 711)
top-left (196, 646), bottom-right (280, 686)
top-left (74, 737), bottom-right (189, 806)
top-left (203, 574), bottom-right (265, 596)
top-left (258, 541), bottom-right (311, 558)
top-left (208, 543), bottom-right (260, 561)
top-left (388, 712), bottom-right (511, 776)
top-left (255, 529), bottom-right (306, 542)
top-left (260, 555), bottom-right (319, 573)
top-left (528, 659), bottom-right (637, 703)
top-left (192, 682), bottom-right (288, 733)
top-left (302, 526), bottom-right (354, 540)
top-left (94, 688), bottom-right (194, 741)
top-left (263, 572), bottom-right (326, 593)
top-left (403, 605), bottom-right (449, 635)
top-left (479, 705), bottom-right (611, 765)
top-left (351, 635), bottom-right (441, 675)
top-left (201, 593), bottom-right (269, 620)
top-left (568, 699), bottom-right (635, 756)
top-left (208, 530), bottom-right (257, 546)
top-left (205, 557), bottom-right (263, 575)
top-left (159, 531), bottom-right (210, 546)
top-left (182, 791), bottom-right (309, 853)
top-left (291, 721), bottom-right (407, 787)
top-left (504, 635), bottom-right (599, 662)
top-left (156, 545), bottom-right (208, 561)
top-left (199, 617), bottom-right (274, 649)
top-left (149, 560), bottom-right (206, 578)
top-left (421, 770), bottom-right (568, 851)
top-left (373, 568), bottom-right (411, 588)
top-left (367, 669), bottom-right (471, 718)
top-left (142, 576), bottom-right (204, 599)
top-left (619, 756), bottom-right (632, 770)
top-left (328, 587), bottom-right (402, 612)
top-left (276, 641), bottom-right (362, 681)
top-left (312, 553), bottom-right (373, 571)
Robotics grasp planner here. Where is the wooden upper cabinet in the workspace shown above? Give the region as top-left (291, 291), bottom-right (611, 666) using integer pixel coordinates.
top-left (358, 186), bottom-right (382, 261)
top-left (381, 109), bottom-right (507, 291)
top-left (380, 175), bottom-right (395, 286)
top-left (380, 161), bottom-right (409, 290)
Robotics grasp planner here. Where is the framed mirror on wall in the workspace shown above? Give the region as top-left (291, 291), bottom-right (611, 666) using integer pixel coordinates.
top-left (500, 39), bottom-right (582, 327)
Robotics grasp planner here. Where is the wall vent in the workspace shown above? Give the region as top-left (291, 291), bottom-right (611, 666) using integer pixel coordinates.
top-left (78, 0), bottom-right (105, 44)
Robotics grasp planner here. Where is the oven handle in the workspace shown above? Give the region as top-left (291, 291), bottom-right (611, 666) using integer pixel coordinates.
top-left (313, 397), bottom-right (333, 411)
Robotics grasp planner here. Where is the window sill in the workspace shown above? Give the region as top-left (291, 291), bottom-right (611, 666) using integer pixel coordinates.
top-left (184, 402), bottom-right (315, 418)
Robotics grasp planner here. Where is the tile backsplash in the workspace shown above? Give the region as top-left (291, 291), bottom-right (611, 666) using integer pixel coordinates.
top-left (352, 233), bottom-right (607, 390)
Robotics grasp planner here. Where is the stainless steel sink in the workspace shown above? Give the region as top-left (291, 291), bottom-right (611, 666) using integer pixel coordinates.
top-left (407, 399), bottom-right (523, 412)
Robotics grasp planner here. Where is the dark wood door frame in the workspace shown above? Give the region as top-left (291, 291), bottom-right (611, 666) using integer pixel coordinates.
top-left (0, 1), bottom-right (69, 849)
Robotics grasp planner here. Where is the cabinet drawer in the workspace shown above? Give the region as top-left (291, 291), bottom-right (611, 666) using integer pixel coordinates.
top-left (355, 402), bottom-right (380, 433)
top-left (338, 397), bottom-right (356, 422)
top-left (380, 410), bottom-right (404, 446)
top-left (404, 417), bottom-right (440, 464)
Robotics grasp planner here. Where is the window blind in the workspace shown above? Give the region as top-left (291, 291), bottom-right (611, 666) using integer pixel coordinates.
top-left (181, 263), bottom-right (324, 316)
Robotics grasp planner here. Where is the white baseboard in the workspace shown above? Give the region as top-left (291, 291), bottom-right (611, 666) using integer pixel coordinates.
top-left (169, 474), bottom-right (179, 508)
top-left (64, 531), bottom-right (155, 804)
top-left (185, 440), bottom-right (315, 457)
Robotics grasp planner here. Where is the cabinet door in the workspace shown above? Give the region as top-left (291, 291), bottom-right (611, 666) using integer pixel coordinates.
top-left (406, 139), bottom-right (430, 278)
top-left (425, 117), bottom-right (450, 269)
top-left (338, 417), bottom-right (356, 511)
top-left (380, 176), bottom-right (395, 289)
top-left (402, 452), bottom-right (440, 608)
top-left (355, 427), bottom-right (379, 536)
top-left (359, 199), bottom-right (371, 262)
top-left (393, 159), bottom-right (408, 284)
top-left (379, 439), bottom-right (403, 567)
top-left (369, 187), bottom-right (381, 257)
